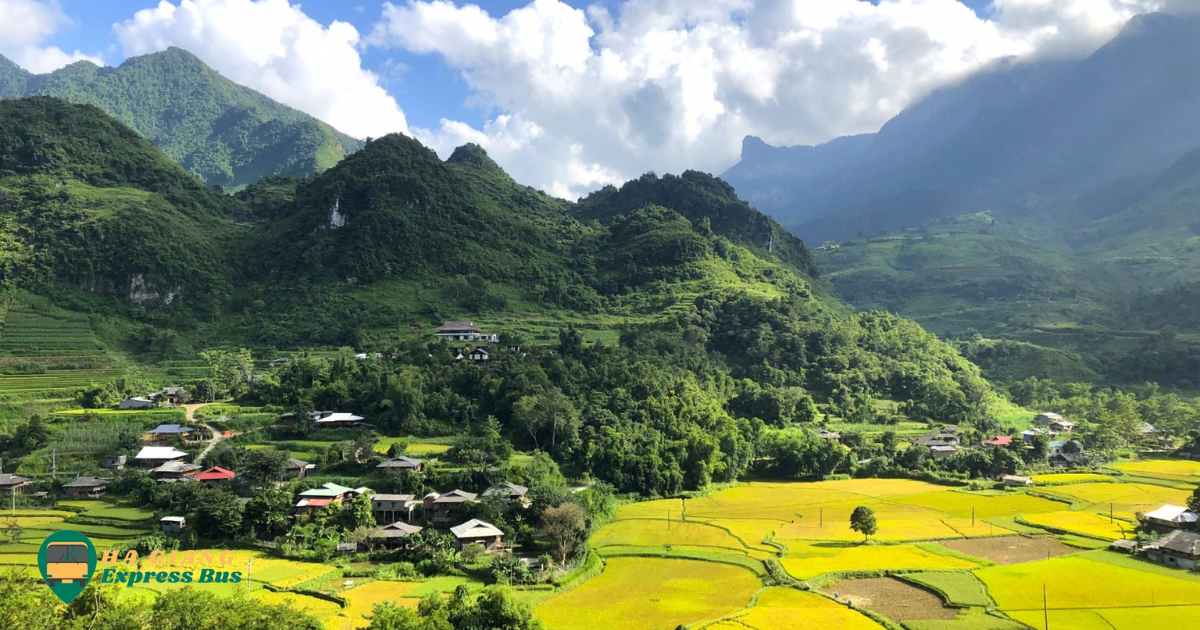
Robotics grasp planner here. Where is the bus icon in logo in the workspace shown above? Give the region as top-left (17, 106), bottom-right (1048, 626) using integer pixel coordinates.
top-left (37, 530), bottom-right (97, 604)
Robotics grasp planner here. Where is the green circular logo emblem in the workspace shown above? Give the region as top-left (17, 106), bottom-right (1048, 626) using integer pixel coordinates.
top-left (37, 530), bottom-right (97, 604)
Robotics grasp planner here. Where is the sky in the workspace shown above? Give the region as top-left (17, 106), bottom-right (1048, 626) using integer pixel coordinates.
top-left (1, 0), bottom-right (1196, 198)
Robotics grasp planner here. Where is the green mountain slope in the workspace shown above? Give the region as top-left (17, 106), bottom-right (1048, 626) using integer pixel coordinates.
top-left (0, 48), bottom-right (361, 188)
top-left (574, 170), bottom-right (818, 278)
top-left (0, 97), bottom-right (232, 320)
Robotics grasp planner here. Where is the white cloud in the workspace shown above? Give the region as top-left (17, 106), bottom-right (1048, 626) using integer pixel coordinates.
top-left (370, 0), bottom-right (1189, 198)
top-left (0, 0), bottom-right (104, 73)
top-left (115, 0), bottom-right (408, 139)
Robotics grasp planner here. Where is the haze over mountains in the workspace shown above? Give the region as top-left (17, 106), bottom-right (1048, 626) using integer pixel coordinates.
top-left (724, 12), bottom-right (1200, 245)
top-left (0, 47), bottom-right (362, 189)
top-left (721, 12), bottom-right (1200, 384)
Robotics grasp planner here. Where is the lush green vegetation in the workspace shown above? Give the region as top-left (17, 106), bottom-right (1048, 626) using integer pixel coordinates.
top-left (0, 48), bottom-right (361, 188)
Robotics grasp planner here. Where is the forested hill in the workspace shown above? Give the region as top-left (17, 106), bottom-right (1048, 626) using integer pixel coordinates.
top-left (0, 97), bottom-right (233, 319)
top-left (574, 170), bottom-right (819, 278)
top-left (0, 47), bottom-right (362, 189)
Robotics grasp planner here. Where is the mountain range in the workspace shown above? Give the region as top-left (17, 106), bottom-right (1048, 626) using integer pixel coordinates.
top-left (722, 12), bottom-right (1200, 384)
top-left (0, 48), bottom-right (362, 189)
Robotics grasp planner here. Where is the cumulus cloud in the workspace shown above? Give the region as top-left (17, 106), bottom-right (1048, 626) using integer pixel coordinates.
top-left (370, 0), bottom-right (1189, 198)
top-left (0, 0), bottom-right (103, 73)
top-left (115, 0), bottom-right (408, 139)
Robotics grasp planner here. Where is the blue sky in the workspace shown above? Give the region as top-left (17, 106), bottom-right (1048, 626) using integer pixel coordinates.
top-left (2, 0), bottom-right (1160, 197)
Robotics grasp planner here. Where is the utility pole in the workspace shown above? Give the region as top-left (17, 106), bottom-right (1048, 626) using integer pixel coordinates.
top-left (820, 508), bottom-right (824, 528)
top-left (972, 507), bottom-right (976, 527)
top-left (1043, 583), bottom-right (1049, 630)
top-left (246, 559), bottom-right (253, 599)
top-left (51, 449), bottom-right (56, 481)
top-left (667, 511), bottom-right (671, 531)
top-left (1110, 503), bottom-right (1114, 524)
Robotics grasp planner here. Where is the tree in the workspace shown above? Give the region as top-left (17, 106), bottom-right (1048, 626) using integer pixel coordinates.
top-left (192, 488), bottom-right (244, 539)
top-left (348, 493), bottom-right (377, 530)
top-left (243, 448), bottom-right (290, 485)
top-left (200, 348), bottom-right (255, 398)
top-left (850, 506), bottom-right (877, 542)
top-left (540, 502), bottom-right (586, 565)
top-left (1188, 487), bottom-right (1200, 513)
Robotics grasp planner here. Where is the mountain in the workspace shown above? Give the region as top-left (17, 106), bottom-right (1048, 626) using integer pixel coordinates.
top-left (0, 97), bottom-right (232, 321)
top-left (574, 170), bottom-right (819, 278)
top-left (0, 48), bottom-right (362, 189)
top-left (724, 13), bottom-right (1200, 243)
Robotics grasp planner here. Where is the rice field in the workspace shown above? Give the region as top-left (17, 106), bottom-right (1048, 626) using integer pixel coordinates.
top-left (977, 554), bottom-right (1200, 612)
top-left (1020, 511), bottom-right (1136, 540)
top-left (1112, 459), bottom-right (1200, 483)
top-left (899, 572), bottom-right (993, 607)
top-left (1037, 482), bottom-right (1194, 519)
top-left (1031, 474), bottom-right (1117, 485)
top-left (536, 557), bottom-right (760, 630)
top-left (330, 581), bottom-right (424, 629)
top-left (702, 587), bottom-right (885, 630)
top-left (781, 542), bottom-right (984, 580)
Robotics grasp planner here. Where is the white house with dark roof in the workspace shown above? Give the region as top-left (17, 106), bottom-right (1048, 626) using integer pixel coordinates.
top-left (424, 489), bottom-right (478, 520)
top-left (376, 456), bottom-right (423, 475)
top-left (134, 446), bottom-right (189, 467)
top-left (371, 521), bottom-right (424, 548)
top-left (482, 482), bottom-right (531, 508)
top-left (372, 494), bottom-right (418, 522)
top-left (450, 519), bottom-right (505, 551)
top-left (436, 322), bottom-right (499, 342)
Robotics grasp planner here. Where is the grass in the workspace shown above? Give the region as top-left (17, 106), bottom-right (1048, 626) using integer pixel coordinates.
top-left (595, 546), bottom-right (769, 576)
top-left (780, 542), bottom-right (984, 580)
top-left (58, 501), bottom-right (155, 521)
top-left (704, 587), bottom-right (886, 630)
top-left (535, 557), bottom-right (760, 630)
top-left (904, 608), bottom-right (1028, 630)
top-left (899, 572), bottom-right (993, 607)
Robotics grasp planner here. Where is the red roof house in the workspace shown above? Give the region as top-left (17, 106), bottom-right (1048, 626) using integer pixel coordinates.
top-left (984, 436), bottom-right (1014, 448)
top-left (195, 466), bottom-right (236, 484)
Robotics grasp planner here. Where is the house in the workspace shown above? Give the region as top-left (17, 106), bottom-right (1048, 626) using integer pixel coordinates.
top-left (62, 476), bottom-right (109, 499)
top-left (423, 489), bottom-right (478, 520)
top-left (376, 456), bottom-right (423, 475)
top-left (817, 430), bottom-right (841, 441)
top-left (1023, 428), bottom-right (1057, 441)
top-left (102, 455), bottom-right (127, 470)
top-left (156, 387), bottom-right (189, 406)
top-left (134, 446), bottom-right (189, 467)
top-left (0, 474), bottom-right (30, 493)
top-left (370, 521), bottom-right (424, 549)
top-left (1001, 475), bottom-right (1034, 487)
top-left (1142, 505), bottom-right (1199, 533)
top-left (1049, 452), bottom-right (1085, 468)
top-left (915, 436), bottom-right (957, 448)
top-left (1034, 412), bottom-right (1064, 426)
top-left (150, 461), bottom-right (202, 482)
top-left (372, 494), bottom-right (418, 523)
top-left (929, 445), bottom-right (959, 459)
top-left (450, 519), bottom-right (505, 551)
top-left (1048, 440), bottom-right (1084, 456)
top-left (482, 482), bottom-right (531, 508)
top-left (1146, 530), bottom-right (1200, 571)
top-left (984, 436), bottom-right (1014, 449)
top-left (295, 482), bottom-right (369, 514)
top-left (435, 321), bottom-right (499, 342)
top-left (286, 457), bottom-right (315, 480)
top-left (354, 353), bottom-right (383, 360)
top-left (143, 424), bottom-right (196, 443)
top-left (1141, 423), bottom-right (1158, 437)
top-left (195, 466), bottom-right (236, 485)
top-left (941, 425), bottom-right (960, 435)
top-left (119, 397), bottom-right (157, 410)
top-left (1109, 539), bottom-right (1139, 553)
top-left (336, 542), bottom-right (359, 554)
top-left (1049, 420), bottom-right (1075, 432)
top-left (312, 411), bottom-right (366, 428)
top-left (160, 516), bottom-right (186, 534)
top-left (268, 357), bottom-right (291, 368)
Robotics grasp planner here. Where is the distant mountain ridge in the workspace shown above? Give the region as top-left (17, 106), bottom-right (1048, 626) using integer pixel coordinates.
top-left (0, 48), bottom-right (362, 189)
top-left (724, 12), bottom-right (1200, 243)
